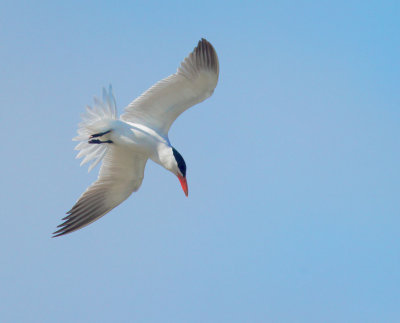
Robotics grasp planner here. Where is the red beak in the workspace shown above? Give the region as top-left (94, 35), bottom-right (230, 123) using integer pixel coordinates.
top-left (177, 174), bottom-right (188, 197)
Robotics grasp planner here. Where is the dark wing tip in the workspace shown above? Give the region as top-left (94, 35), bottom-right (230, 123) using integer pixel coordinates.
top-left (177, 38), bottom-right (219, 80)
top-left (52, 221), bottom-right (85, 238)
top-left (52, 231), bottom-right (65, 238)
top-left (53, 203), bottom-right (107, 238)
top-left (52, 221), bottom-right (76, 237)
top-left (194, 38), bottom-right (219, 75)
top-left (52, 226), bottom-right (68, 238)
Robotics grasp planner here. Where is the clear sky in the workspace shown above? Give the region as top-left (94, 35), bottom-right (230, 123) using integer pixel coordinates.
top-left (1, 1), bottom-right (399, 322)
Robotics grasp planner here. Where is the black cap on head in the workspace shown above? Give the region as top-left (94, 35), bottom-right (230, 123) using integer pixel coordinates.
top-left (172, 147), bottom-right (186, 177)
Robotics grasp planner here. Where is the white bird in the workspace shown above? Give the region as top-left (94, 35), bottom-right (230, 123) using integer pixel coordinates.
top-left (53, 38), bottom-right (219, 237)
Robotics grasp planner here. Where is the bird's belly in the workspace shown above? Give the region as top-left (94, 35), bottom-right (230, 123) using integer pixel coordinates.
top-left (109, 121), bottom-right (165, 156)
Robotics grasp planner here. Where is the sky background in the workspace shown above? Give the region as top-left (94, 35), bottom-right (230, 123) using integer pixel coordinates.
top-left (1, 1), bottom-right (399, 322)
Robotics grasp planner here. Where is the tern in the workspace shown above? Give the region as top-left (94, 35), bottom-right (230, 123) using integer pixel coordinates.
top-left (53, 38), bottom-right (219, 237)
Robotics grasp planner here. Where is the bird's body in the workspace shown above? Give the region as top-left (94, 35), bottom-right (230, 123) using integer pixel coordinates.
top-left (54, 38), bottom-right (219, 237)
top-left (106, 120), bottom-right (169, 156)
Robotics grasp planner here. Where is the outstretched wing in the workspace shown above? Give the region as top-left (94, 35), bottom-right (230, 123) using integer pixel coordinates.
top-left (54, 146), bottom-right (147, 237)
top-left (121, 38), bottom-right (219, 136)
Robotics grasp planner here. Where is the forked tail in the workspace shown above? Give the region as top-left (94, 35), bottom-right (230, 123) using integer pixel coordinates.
top-left (73, 85), bottom-right (117, 172)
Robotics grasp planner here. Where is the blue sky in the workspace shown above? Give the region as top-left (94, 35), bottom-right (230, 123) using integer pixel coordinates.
top-left (1, 1), bottom-right (399, 322)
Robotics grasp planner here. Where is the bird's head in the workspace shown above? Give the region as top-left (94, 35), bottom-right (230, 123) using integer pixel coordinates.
top-left (157, 145), bottom-right (188, 196)
top-left (171, 147), bottom-right (188, 197)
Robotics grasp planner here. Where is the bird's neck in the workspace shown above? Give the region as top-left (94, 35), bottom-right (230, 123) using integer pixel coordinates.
top-left (150, 143), bottom-right (175, 173)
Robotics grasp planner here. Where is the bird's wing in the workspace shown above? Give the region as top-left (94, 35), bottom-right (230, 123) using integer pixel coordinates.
top-left (120, 38), bottom-right (219, 136)
top-left (54, 146), bottom-right (147, 237)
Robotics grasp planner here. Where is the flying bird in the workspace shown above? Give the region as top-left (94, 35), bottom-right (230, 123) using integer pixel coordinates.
top-left (53, 38), bottom-right (219, 237)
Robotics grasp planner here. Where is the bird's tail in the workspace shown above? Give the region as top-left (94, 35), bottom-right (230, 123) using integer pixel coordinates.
top-left (73, 85), bottom-right (118, 172)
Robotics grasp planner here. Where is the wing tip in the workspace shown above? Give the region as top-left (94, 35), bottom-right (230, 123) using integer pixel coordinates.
top-left (52, 227), bottom-right (68, 238)
top-left (52, 222), bottom-right (83, 238)
top-left (52, 220), bottom-right (80, 237)
top-left (195, 38), bottom-right (219, 75)
top-left (178, 38), bottom-right (219, 78)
